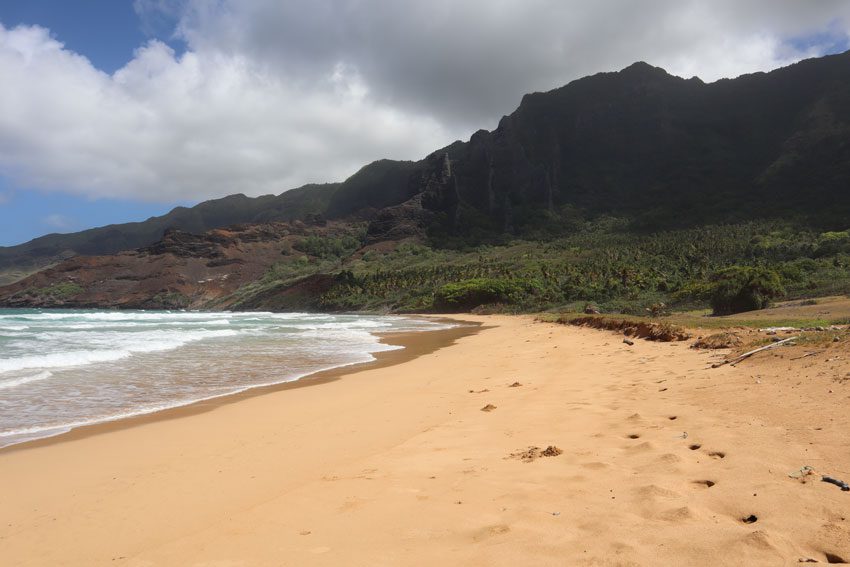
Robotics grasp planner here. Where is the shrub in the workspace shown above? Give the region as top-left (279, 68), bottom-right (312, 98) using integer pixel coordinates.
top-left (815, 230), bottom-right (850, 257)
top-left (434, 278), bottom-right (527, 311)
top-left (709, 266), bottom-right (784, 315)
top-left (152, 291), bottom-right (190, 308)
top-left (671, 280), bottom-right (714, 303)
top-left (36, 282), bottom-right (84, 299)
top-left (293, 234), bottom-right (361, 259)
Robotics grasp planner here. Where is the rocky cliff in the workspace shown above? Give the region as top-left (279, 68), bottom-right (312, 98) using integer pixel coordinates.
top-left (6, 50), bottom-right (850, 285)
top-left (3, 51), bottom-right (850, 308)
top-left (0, 221), bottom-right (361, 310)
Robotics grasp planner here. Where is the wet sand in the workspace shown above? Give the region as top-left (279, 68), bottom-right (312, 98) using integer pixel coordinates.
top-left (1, 315), bottom-right (848, 565)
top-left (0, 319), bottom-right (479, 453)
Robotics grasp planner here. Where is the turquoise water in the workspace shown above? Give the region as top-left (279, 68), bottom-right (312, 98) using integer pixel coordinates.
top-left (0, 309), bottom-right (451, 448)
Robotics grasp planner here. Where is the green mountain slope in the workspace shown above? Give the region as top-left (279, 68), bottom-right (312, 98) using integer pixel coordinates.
top-left (3, 51), bottom-right (850, 286)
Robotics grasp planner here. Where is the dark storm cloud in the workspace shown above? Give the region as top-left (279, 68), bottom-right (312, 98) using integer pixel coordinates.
top-left (0, 0), bottom-right (848, 202)
top-left (176, 0), bottom-right (850, 128)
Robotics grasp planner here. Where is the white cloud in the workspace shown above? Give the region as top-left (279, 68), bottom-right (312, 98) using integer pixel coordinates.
top-left (1, 1), bottom-right (850, 204)
top-left (0, 23), bottom-right (452, 203)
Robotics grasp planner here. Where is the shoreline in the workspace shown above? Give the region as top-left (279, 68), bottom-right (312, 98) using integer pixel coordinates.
top-left (2, 314), bottom-right (848, 565)
top-left (0, 316), bottom-right (480, 454)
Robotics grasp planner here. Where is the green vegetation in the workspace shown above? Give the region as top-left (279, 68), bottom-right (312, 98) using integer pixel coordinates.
top-left (708, 266), bottom-right (784, 315)
top-left (434, 278), bottom-right (529, 311)
top-left (36, 282), bottom-right (84, 299)
top-left (5, 217), bottom-right (849, 315)
top-left (293, 232), bottom-right (364, 259)
top-left (230, 220), bottom-right (850, 315)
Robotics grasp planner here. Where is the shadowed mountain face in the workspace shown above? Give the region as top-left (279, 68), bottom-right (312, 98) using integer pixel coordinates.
top-left (438, 53), bottom-right (850, 236)
top-left (2, 51), bottom-right (850, 286)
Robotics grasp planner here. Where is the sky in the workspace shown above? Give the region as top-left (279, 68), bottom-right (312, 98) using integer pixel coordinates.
top-left (1, 1), bottom-right (850, 246)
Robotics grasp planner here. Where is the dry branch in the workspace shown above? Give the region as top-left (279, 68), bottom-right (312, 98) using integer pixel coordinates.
top-left (711, 336), bottom-right (798, 368)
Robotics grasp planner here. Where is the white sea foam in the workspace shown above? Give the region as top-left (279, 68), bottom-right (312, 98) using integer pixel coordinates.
top-left (0, 311), bottom-right (234, 322)
top-left (0, 371), bottom-right (53, 390)
top-left (0, 349), bottom-right (136, 373)
top-left (0, 328), bottom-right (240, 372)
top-left (61, 319), bottom-right (232, 329)
top-left (0, 309), bottom-right (458, 449)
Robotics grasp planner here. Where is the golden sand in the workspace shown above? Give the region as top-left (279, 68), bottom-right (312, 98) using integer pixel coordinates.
top-left (1, 315), bottom-right (848, 566)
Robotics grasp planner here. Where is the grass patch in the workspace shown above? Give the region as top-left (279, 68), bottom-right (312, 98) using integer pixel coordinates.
top-left (35, 282), bottom-right (84, 299)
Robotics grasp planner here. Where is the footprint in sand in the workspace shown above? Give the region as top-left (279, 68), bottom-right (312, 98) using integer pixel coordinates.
top-left (738, 530), bottom-right (776, 554)
top-left (708, 451), bottom-right (726, 459)
top-left (627, 441), bottom-right (655, 453)
top-left (472, 524), bottom-right (510, 542)
top-left (638, 453), bottom-right (682, 474)
top-left (636, 484), bottom-right (680, 499)
top-left (310, 546), bottom-right (331, 554)
top-left (659, 453), bottom-right (682, 464)
top-left (339, 497), bottom-right (366, 512)
top-left (659, 506), bottom-right (695, 522)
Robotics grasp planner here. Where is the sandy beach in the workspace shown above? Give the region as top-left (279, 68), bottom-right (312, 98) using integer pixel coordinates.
top-left (1, 314), bottom-right (849, 566)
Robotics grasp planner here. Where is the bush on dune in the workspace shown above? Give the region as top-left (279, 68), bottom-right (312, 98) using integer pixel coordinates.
top-left (434, 278), bottom-right (529, 311)
top-left (709, 266), bottom-right (784, 315)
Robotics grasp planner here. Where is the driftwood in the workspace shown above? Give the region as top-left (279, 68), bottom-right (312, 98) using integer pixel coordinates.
top-left (822, 475), bottom-right (850, 491)
top-left (711, 336), bottom-right (798, 368)
top-left (791, 351), bottom-right (821, 361)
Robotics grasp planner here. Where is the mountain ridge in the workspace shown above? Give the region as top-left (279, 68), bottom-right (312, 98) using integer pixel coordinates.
top-left (2, 50), bottom-right (850, 309)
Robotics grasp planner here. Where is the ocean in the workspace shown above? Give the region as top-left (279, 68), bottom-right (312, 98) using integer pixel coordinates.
top-left (0, 309), bottom-right (452, 448)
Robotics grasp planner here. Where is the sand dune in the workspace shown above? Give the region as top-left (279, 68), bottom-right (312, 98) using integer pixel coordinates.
top-left (1, 315), bottom-right (848, 566)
